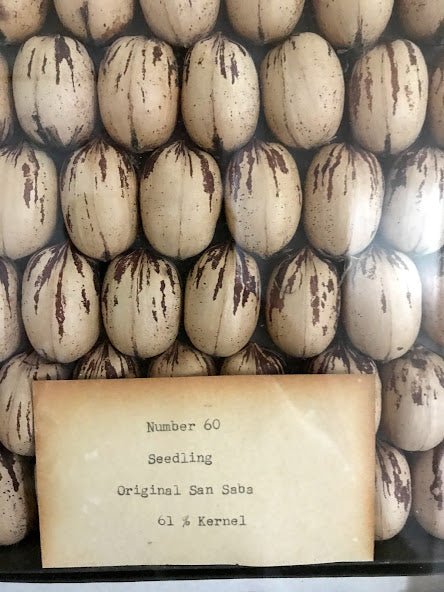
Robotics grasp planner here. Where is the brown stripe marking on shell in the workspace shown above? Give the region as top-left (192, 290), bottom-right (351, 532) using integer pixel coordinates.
top-left (165, 261), bottom-right (178, 295)
top-left (79, 1), bottom-right (92, 40)
top-left (267, 248), bottom-right (306, 321)
top-left (387, 447), bottom-right (411, 510)
top-left (386, 362), bottom-right (405, 411)
top-left (390, 148), bottom-right (430, 191)
top-left (385, 42), bottom-right (400, 116)
top-left (201, 351), bottom-right (216, 375)
top-left (183, 50), bottom-right (192, 84)
top-left (377, 442), bottom-right (410, 510)
top-left (193, 243), bottom-right (230, 293)
top-left (76, 340), bottom-right (139, 379)
top-left (355, 248), bottom-right (377, 280)
top-left (75, 343), bottom-right (99, 378)
top-left (153, 44), bottom-right (163, 66)
top-left (27, 48), bottom-right (36, 79)
top-left (167, 55), bottom-right (178, 91)
top-left (310, 340), bottom-right (377, 375)
top-left (151, 296), bottom-right (158, 323)
top-left (28, 147), bottom-right (46, 225)
top-left (405, 40), bottom-right (418, 68)
top-left (81, 190), bottom-right (112, 261)
top-left (118, 155), bottom-right (133, 196)
top-left (113, 41), bottom-right (134, 92)
top-left (214, 35), bottom-right (226, 81)
top-left (0, 445), bottom-right (20, 492)
top-left (319, 144), bottom-right (346, 203)
top-left (353, 145), bottom-right (383, 197)
top-left (54, 248), bottom-right (69, 337)
top-left (170, 142), bottom-right (217, 211)
top-left (22, 162), bottom-right (33, 209)
top-left (438, 252), bottom-right (444, 278)
top-left (353, 246), bottom-right (410, 283)
top-left (0, 355), bottom-right (15, 385)
top-left (141, 46), bottom-right (147, 83)
top-left (28, 243), bottom-right (93, 339)
top-left (161, 340), bottom-right (181, 368)
top-left (193, 147), bottom-right (216, 211)
top-left (112, 250), bottom-right (144, 284)
top-left (63, 145), bottom-right (86, 190)
top-left (2, 145), bottom-right (43, 217)
top-left (233, 247), bottom-right (259, 315)
top-left (159, 280), bottom-right (167, 318)
top-left (363, 55), bottom-right (373, 114)
top-left (16, 400), bottom-right (22, 441)
top-left (213, 34), bottom-right (245, 85)
top-left (143, 145), bottom-right (164, 177)
top-left (386, 346), bottom-right (442, 409)
top-left (54, 36), bottom-right (76, 89)
top-left (81, 288), bottom-right (90, 313)
top-left (97, 141), bottom-right (107, 183)
top-left (245, 343), bottom-right (284, 374)
top-left (154, 341), bottom-right (214, 375)
top-left (430, 441), bottom-right (444, 510)
top-left (310, 272), bottom-right (320, 326)
top-left (0, 259), bottom-right (12, 309)
top-left (227, 141), bottom-right (290, 204)
top-left (103, 357), bottom-right (119, 379)
top-left (25, 402), bottom-right (32, 441)
top-left (268, 45), bottom-right (300, 148)
top-left (27, 244), bottom-right (65, 310)
top-left (17, 146), bottom-right (45, 221)
top-left (349, 58), bottom-right (363, 122)
top-left (435, 362), bottom-right (444, 389)
top-left (111, 249), bottom-right (177, 317)
top-left (257, 0), bottom-right (265, 43)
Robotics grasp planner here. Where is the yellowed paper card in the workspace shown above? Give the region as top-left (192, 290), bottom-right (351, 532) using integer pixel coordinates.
top-left (33, 375), bottom-right (375, 569)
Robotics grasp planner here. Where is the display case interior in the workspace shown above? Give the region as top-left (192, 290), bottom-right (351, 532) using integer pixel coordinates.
top-left (0, 0), bottom-right (444, 581)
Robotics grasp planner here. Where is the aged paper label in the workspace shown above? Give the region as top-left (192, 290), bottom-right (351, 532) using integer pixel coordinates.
top-left (33, 375), bottom-right (375, 569)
